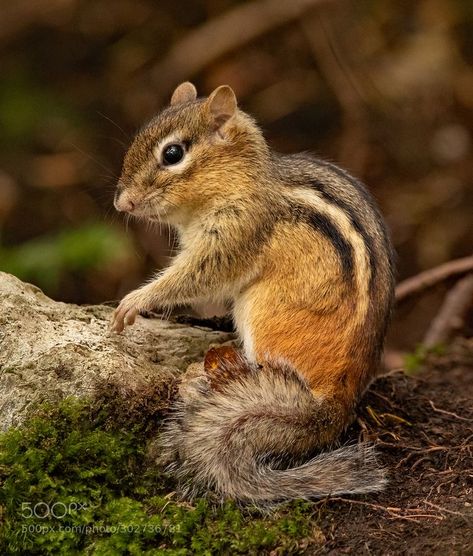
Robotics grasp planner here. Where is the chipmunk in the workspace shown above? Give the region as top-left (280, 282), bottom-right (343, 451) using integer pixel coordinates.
top-left (111, 82), bottom-right (395, 504)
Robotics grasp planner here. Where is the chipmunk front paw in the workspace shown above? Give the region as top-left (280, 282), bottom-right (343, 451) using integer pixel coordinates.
top-left (111, 288), bottom-right (152, 333)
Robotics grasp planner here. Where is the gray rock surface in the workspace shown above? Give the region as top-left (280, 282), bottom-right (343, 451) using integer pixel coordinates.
top-left (0, 272), bottom-right (234, 429)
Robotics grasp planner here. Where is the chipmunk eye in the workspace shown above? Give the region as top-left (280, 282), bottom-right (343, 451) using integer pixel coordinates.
top-left (162, 143), bottom-right (185, 166)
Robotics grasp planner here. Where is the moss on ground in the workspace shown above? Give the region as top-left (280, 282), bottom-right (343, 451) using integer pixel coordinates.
top-left (404, 343), bottom-right (446, 373)
top-left (0, 399), bottom-right (318, 555)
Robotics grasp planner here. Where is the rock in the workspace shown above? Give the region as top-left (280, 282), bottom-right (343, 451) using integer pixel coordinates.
top-left (0, 272), bottom-right (235, 429)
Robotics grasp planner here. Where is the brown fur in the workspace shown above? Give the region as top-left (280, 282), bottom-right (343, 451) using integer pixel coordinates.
top-left (111, 82), bottom-right (395, 504)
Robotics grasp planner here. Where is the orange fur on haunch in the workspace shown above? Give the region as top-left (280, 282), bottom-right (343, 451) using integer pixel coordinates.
top-left (112, 82), bottom-right (395, 504)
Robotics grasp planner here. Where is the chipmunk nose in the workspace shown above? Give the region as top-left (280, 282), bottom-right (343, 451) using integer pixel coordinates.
top-left (114, 191), bottom-right (136, 213)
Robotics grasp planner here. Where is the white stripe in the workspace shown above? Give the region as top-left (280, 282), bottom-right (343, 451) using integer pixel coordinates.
top-left (286, 187), bottom-right (371, 322)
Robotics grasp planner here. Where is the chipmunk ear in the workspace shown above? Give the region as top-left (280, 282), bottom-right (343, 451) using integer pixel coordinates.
top-left (207, 85), bottom-right (237, 128)
top-left (170, 82), bottom-right (197, 105)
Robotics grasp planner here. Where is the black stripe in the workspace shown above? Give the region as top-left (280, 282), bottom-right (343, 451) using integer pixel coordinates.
top-left (280, 153), bottom-right (393, 285)
top-left (311, 159), bottom-right (396, 272)
top-left (294, 206), bottom-right (354, 280)
top-left (307, 178), bottom-right (377, 287)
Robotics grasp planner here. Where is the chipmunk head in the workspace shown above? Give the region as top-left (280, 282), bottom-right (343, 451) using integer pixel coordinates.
top-left (114, 82), bottom-right (268, 225)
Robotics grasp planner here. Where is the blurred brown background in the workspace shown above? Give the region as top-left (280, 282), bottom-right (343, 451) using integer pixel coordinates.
top-left (0, 0), bottom-right (472, 350)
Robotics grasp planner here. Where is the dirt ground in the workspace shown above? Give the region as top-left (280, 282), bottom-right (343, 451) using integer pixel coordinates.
top-left (310, 338), bottom-right (473, 555)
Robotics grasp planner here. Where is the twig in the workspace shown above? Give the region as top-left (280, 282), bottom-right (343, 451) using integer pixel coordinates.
top-left (368, 390), bottom-right (392, 405)
top-left (385, 514), bottom-right (444, 522)
top-left (423, 274), bottom-right (473, 347)
top-left (429, 400), bottom-right (471, 422)
top-left (395, 255), bottom-right (473, 302)
top-left (151, 0), bottom-right (336, 94)
top-left (322, 497), bottom-right (443, 521)
top-left (396, 446), bottom-right (448, 468)
top-left (423, 500), bottom-right (469, 518)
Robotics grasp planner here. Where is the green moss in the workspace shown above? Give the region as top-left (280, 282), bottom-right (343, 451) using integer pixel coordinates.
top-left (0, 399), bottom-right (319, 555)
top-left (404, 343), bottom-right (446, 374)
top-left (0, 222), bottom-right (133, 292)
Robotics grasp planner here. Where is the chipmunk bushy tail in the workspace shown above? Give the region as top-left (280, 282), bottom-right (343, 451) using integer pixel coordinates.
top-left (160, 354), bottom-right (386, 504)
